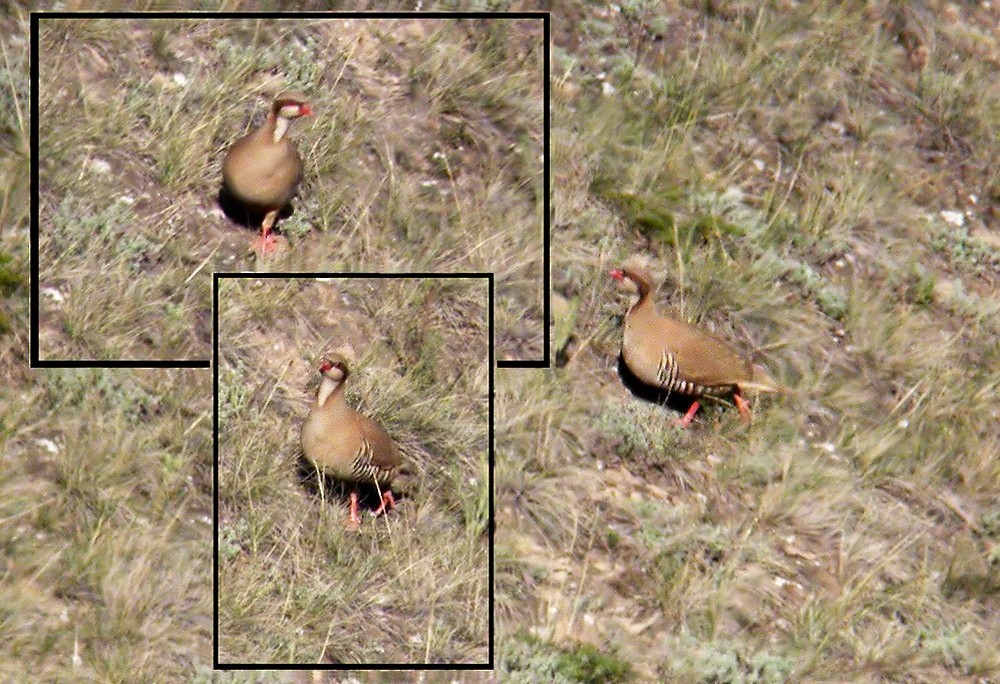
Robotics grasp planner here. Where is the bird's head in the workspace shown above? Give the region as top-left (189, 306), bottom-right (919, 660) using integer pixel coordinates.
top-left (319, 354), bottom-right (350, 382)
top-left (273, 92), bottom-right (313, 119)
top-left (609, 261), bottom-right (655, 297)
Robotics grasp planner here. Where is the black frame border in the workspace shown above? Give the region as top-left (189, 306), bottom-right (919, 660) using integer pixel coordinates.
top-left (212, 271), bottom-right (495, 670)
top-left (30, 10), bottom-right (550, 369)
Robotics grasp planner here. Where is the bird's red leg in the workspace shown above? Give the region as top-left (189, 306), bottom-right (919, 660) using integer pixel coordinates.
top-left (372, 490), bottom-right (396, 517)
top-left (348, 491), bottom-right (362, 529)
top-left (734, 392), bottom-right (752, 423)
top-left (250, 209), bottom-right (281, 255)
top-left (678, 400), bottom-right (700, 428)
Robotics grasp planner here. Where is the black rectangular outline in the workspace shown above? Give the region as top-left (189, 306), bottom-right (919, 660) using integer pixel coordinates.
top-left (213, 271), bottom-right (494, 670)
top-left (30, 10), bottom-right (550, 369)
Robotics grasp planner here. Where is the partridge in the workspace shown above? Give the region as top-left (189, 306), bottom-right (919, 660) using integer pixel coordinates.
top-left (300, 355), bottom-right (402, 527)
top-left (610, 264), bottom-right (782, 426)
top-left (222, 91), bottom-right (312, 255)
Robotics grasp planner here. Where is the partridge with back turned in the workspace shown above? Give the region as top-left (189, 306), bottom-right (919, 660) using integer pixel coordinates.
top-left (301, 355), bottom-right (402, 528)
top-left (222, 91), bottom-right (311, 255)
top-left (610, 264), bottom-right (783, 426)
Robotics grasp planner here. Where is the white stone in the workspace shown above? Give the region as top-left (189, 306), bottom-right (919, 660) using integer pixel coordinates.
top-left (41, 286), bottom-right (65, 303)
top-left (87, 158), bottom-right (111, 174)
top-left (35, 438), bottom-right (59, 454)
top-left (940, 210), bottom-right (965, 227)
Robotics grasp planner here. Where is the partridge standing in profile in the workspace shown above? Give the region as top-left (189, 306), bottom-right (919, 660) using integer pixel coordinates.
top-left (222, 92), bottom-right (312, 255)
top-left (301, 355), bottom-right (402, 528)
top-left (610, 264), bottom-right (783, 426)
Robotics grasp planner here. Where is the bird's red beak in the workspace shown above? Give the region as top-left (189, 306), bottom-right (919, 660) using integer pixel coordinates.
top-left (299, 104), bottom-right (313, 116)
top-left (609, 268), bottom-right (624, 280)
top-left (319, 360), bottom-right (332, 372)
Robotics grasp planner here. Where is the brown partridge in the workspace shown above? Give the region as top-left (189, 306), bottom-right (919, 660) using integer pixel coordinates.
top-left (610, 264), bottom-right (782, 427)
top-left (222, 92), bottom-right (312, 255)
top-left (300, 355), bottom-right (402, 527)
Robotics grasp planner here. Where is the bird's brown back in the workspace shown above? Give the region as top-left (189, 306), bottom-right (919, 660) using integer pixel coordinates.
top-left (624, 299), bottom-right (754, 393)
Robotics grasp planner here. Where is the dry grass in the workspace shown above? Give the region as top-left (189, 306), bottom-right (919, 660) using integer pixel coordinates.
top-left (5, 8), bottom-right (225, 680)
top-left (9, 0), bottom-right (1000, 682)
top-left (0, 362), bottom-right (214, 682)
top-left (498, 1), bottom-right (1000, 682)
top-left (36, 13), bottom-right (543, 362)
top-left (215, 275), bottom-right (490, 665)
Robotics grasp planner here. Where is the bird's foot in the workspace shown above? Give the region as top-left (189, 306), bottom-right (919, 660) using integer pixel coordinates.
top-left (372, 490), bottom-right (397, 518)
top-left (678, 401), bottom-right (700, 428)
top-left (734, 393), bottom-right (752, 424)
top-left (348, 491), bottom-right (362, 529)
top-left (249, 231), bottom-right (284, 257)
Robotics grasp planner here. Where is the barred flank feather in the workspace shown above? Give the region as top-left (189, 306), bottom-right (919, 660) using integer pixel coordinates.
top-left (610, 263), bottom-right (786, 417)
top-left (351, 440), bottom-right (398, 485)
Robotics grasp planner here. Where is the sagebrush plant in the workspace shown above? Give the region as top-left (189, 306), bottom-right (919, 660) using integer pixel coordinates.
top-left (215, 276), bottom-right (489, 664)
top-left (36, 15), bottom-right (543, 362)
top-left (498, 632), bottom-right (634, 684)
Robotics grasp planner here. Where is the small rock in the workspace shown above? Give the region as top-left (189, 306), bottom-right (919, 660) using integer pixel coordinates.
top-left (86, 158), bottom-right (111, 174)
top-left (940, 210), bottom-right (965, 227)
top-left (41, 286), bottom-right (65, 303)
top-left (35, 438), bottom-right (60, 454)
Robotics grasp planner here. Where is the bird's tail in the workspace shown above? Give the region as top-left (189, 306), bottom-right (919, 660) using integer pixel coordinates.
top-left (740, 365), bottom-right (793, 396)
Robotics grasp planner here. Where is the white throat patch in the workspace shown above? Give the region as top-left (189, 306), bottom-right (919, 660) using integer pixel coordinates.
top-left (272, 115), bottom-right (290, 143)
